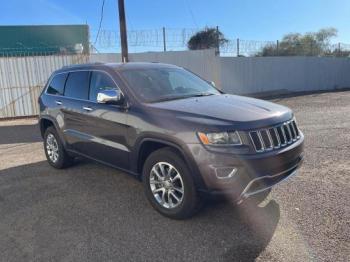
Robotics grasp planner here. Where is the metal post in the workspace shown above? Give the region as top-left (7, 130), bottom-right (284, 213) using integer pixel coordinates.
top-left (276, 40), bottom-right (279, 56)
top-left (237, 38), bottom-right (240, 57)
top-left (310, 42), bottom-right (313, 56)
top-left (163, 27), bottom-right (166, 52)
top-left (118, 0), bottom-right (128, 62)
top-left (216, 26), bottom-right (220, 55)
top-left (338, 42), bottom-right (341, 56)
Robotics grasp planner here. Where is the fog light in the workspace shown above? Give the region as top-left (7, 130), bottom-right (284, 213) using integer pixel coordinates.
top-left (215, 167), bottom-right (238, 179)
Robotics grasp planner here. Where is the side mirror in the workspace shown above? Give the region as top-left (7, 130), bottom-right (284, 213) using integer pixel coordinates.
top-left (97, 89), bottom-right (123, 105)
top-left (208, 81), bottom-right (216, 87)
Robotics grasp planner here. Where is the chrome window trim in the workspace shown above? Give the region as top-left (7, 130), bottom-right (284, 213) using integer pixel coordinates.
top-left (44, 69), bottom-right (125, 105)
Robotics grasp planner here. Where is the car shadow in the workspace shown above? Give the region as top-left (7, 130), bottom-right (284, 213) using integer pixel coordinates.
top-left (0, 160), bottom-right (280, 262)
top-left (0, 123), bottom-right (42, 144)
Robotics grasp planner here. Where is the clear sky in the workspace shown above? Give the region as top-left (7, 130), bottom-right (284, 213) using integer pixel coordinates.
top-left (1, 0), bottom-right (349, 43)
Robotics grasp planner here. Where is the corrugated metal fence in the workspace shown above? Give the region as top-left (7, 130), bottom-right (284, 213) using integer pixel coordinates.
top-left (0, 53), bottom-right (88, 118)
top-left (220, 56), bottom-right (350, 95)
top-left (1, 49), bottom-right (350, 119)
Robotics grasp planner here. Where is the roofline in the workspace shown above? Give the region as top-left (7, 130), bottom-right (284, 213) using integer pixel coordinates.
top-left (58, 62), bottom-right (181, 72)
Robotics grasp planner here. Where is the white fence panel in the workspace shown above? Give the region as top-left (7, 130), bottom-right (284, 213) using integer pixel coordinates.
top-left (129, 49), bottom-right (221, 86)
top-left (90, 49), bottom-right (221, 87)
top-left (0, 54), bottom-right (88, 118)
top-left (1, 50), bottom-right (350, 119)
top-left (90, 53), bottom-right (122, 63)
top-left (220, 57), bottom-right (350, 95)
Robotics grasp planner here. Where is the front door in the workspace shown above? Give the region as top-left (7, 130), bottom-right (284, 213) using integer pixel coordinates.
top-left (62, 70), bottom-right (130, 170)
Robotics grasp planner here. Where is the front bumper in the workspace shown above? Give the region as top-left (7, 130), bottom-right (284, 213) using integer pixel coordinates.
top-left (187, 133), bottom-right (304, 202)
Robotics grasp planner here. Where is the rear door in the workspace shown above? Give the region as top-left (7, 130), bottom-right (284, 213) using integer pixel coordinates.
top-left (60, 70), bottom-right (92, 152)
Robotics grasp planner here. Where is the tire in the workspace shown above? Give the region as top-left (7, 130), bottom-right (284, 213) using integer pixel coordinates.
top-left (142, 147), bottom-right (202, 219)
top-left (43, 126), bottom-right (74, 169)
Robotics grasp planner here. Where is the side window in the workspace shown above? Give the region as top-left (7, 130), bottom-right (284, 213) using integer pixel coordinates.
top-left (47, 73), bottom-right (67, 95)
top-left (64, 71), bottom-right (90, 100)
top-left (89, 71), bottom-right (118, 102)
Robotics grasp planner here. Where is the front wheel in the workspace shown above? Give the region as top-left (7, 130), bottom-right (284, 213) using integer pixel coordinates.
top-left (142, 148), bottom-right (202, 219)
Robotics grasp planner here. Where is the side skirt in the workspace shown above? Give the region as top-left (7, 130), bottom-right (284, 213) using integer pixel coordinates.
top-left (66, 149), bottom-right (141, 179)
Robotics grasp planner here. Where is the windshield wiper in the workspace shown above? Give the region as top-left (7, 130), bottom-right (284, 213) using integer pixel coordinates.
top-left (191, 93), bottom-right (216, 97)
top-left (151, 93), bottom-right (216, 103)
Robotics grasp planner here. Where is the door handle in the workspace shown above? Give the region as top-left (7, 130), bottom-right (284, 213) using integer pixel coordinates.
top-left (83, 106), bottom-right (93, 112)
top-left (55, 100), bottom-right (62, 105)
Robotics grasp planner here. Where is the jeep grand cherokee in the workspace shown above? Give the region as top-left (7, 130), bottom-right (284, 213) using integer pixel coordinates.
top-left (38, 62), bottom-right (304, 219)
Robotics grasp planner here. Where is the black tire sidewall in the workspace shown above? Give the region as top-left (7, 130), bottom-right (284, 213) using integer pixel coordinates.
top-left (142, 148), bottom-right (199, 219)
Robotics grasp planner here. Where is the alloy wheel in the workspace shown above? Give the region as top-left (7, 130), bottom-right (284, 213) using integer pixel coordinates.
top-left (46, 133), bottom-right (59, 163)
top-left (149, 162), bottom-right (184, 209)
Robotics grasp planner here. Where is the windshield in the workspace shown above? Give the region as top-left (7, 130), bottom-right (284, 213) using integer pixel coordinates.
top-left (119, 67), bottom-right (220, 103)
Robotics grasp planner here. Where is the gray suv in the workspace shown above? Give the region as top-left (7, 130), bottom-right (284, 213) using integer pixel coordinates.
top-left (38, 62), bottom-right (304, 219)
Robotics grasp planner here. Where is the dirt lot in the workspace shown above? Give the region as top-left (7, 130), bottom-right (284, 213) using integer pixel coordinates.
top-left (0, 91), bottom-right (349, 262)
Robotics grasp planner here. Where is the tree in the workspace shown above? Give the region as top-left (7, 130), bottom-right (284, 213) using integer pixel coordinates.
top-left (187, 27), bottom-right (228, 50)
top-left (258, 28), bottom-right (340, 56)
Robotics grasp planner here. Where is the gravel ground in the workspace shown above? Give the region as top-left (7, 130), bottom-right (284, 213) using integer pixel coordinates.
top-left (0, 91), bottom-right (349, 262)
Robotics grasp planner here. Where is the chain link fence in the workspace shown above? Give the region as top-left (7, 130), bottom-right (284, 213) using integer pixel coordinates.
top-left (91, 28), bottom-right (350, 57)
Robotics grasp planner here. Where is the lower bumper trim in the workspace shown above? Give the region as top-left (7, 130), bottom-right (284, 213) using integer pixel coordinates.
top-left (200, 156), bottom-right (303, 203)
top-left (236, 169), bottom-right (298, 204)
top-left (236, 161), bottom-right (301, 204)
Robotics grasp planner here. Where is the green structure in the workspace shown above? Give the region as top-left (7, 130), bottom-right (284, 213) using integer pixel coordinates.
top-left (0, 25), bottom-right (89, 56)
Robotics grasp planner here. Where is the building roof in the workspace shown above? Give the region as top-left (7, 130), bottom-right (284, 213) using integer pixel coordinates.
top-left (0, 24), bottom-right (89, 56)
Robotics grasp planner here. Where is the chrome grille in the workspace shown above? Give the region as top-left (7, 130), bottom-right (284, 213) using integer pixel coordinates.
top-left (249, 119), bottom-right (300, 152)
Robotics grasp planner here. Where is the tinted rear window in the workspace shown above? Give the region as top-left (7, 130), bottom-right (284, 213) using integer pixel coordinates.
top-left (47, 73), bottom-right (67, 95)
top-left (64, 71), bottom-right (90, 100)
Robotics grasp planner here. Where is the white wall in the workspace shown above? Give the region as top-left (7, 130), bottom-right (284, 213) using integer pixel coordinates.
top-left (129, 49), bottom-right (221, 87)
top-left (220, 56), bottom-right (350, 95)
top-left (1, 49), bottom-right (350, 119)
top-left (90, 49), bottom-right (221, 87)
top-left (90, 53), bottom-right (122, 63)
top-left (91, 51), bottom-right (350, 96)
top-left (0, 54), bottom-right (88, 118)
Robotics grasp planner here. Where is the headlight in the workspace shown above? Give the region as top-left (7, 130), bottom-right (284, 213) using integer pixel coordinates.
top-left (197, 131), bottom-right (242, 145)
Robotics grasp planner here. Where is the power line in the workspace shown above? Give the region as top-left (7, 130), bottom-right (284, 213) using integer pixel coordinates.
top-left (183, 0), bottom-right (198, 28)
top-left (94, 0), bottom-right (106, 45)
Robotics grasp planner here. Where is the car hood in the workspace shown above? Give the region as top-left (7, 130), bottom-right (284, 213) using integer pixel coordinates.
top-left (147, 94), bottom-right (293, 128)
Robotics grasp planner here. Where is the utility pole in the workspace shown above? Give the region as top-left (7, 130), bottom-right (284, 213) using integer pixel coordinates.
top-left (162, 27), bottom-right (166, 52)
top-left (118, 0), bottom-right (128, 62)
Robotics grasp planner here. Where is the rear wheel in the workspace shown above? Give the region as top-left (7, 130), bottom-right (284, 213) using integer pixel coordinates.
top-left (44, 126), bottom-right (74, 169)
top-left (142, 148), bottom-right (201, 219)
